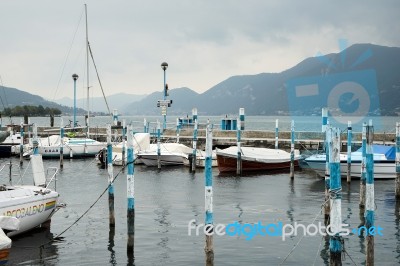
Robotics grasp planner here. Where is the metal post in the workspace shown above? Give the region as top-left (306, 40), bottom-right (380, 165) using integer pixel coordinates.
top-left (290, 120), bottom-right (295, 179)
top-left (161, 62), bottom-right (168, 130)
top-left (60, 118), bottom-right (64, 168)
top-left (127, 124), bottom-right (135, 254)
top-left (157, 120), bottom-right (161, 170)
top-left (19, 120), bottom-right (24, 165)
top-left (144, 118), bottom-right (147, 133)
top-left (324, 123), bottom-right (330, 225)
top-left (204, 122), bottom-right (214, 263)
top-left (237, 118), bottom-right (242, 175)
top-left (275, 119), bottom-right (279, 149)
top-left (107, 124), bottom-right (115, 227)
top-left (122, 119), bottom-right (126, 166)
top-left (176, 118), bottom-right (180, 143)
top-left (191, 119), bottom-right (198, 173)
top-left (395, 122), bottom-right (400, 200)
top-left (72, 74), bottom-right (79, 128)
top-left (192, 108), bottom-right (198, 124)
top-left (239, 108), bottom-right (245, 130)
top-left (365, 120), bottom-right (374, 265)
top-left (328, 126), bottom-right (342, 265)
top-left (347, 121), bottom-right (352, 183)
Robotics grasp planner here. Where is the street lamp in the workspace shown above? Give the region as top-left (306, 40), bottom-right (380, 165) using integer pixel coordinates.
top-left (72, 73), bottom-right (79, 128)
top-left (161, 62), bottom-right (168, 130)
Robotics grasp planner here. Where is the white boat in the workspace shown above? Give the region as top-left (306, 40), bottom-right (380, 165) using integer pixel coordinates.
top-left (0, 154), bottom-right (62, 236)
top-left (304, 144), bottom-right (396, 179)
top-left (137, 143), bottom-right (192, 166)
top-left (0, 131), bottom-right (21, 157)
top-left (0, 216), bottom-right (19, 264)
top-left (182, 150), bottom-right (218, 168)
top-left (24, 135), bottom-right (106, 158)
top-left (216, 146), bottom-right (301, 173)
top-left (96, 133), bottom-right (150, 166)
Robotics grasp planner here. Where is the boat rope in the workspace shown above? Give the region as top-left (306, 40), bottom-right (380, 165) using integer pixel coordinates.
top-left (87, 42), bottom-right (112, 117)
top-left (12, 159), bottom-right (135, 250)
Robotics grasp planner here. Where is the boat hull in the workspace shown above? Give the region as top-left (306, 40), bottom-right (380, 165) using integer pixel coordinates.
top-left (37, 143), bottom-right (106, 158)
top-left (139, 154), bottom-right (185, 166)
top-left (305, 160), bottom-right (395, 179)
top-left (217, 154), bottom-right (299, 173)
top-left (0, 187), bottom-right (59, 236)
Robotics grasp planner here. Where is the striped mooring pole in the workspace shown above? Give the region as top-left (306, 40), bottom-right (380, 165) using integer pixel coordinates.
top-left (157, 120), bottom-right (161, 170)
top-left (143, 118), bottom-right (147, 133)
top-left (127, 124), bottom-right (135, 254)
top-left (322, 107), bottom-right (328, 132)
top-left (122, 119), bottom-right (126, 167)
top-left (237, 118), bottom-right (242, 175)
top-left (107, 124), bottom-right (115, 227)
top-left (191, 119), bottom-right (198, 173)
top-left (395, 122), bottom-right (400, 199)
top-left (32, 123), bottom-right (38, 155)
top-left (204, 122), bottom-right (214, 264)
top-left (113, 109), bottom-right (119, 126)
top-left (239, 108), bottom-right (245, 130)
top-left (365, 120), bottom-right (375, 265)
top-left (275, 119), bottom-right (279, 149)
top-left (360, 122), bottom-right (367, 209)
top-left (176, 118), bottom-right (180, 143)
top-left (290, 120), bottom-right (295, 179)
top-left (60, 118), bottom-right (64, 168)
top-left (347, 121), bottom-right (352, 183)
top-left (328, 126), bottom-right (343, 265)
top-left (19, 120), bottom-right (24, 165)
top-left (192, 108), bottom-right (198, 123)
top-left (324, 122), bottom-right (330, 225)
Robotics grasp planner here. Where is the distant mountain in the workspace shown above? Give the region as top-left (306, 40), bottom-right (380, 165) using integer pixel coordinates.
top-left (55, 93), bottom-right (146, 113)
top-left (0, 86), bottom-right (87, 115)
top-left (124, 43), bottom-right (400, 116)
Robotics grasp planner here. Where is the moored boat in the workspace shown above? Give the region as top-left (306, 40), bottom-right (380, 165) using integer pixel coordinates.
top-left (216, 146), bottom-right (301, 173)
top-left (304, 144), bottom-right (396, 179)
top-left (0, 154), bottom-right (63, 236)
top-left (137, 143), bottom-right (192, 166)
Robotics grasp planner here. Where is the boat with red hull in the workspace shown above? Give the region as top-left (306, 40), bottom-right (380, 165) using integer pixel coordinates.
top-left (216, 146), bottom-right (300, 173)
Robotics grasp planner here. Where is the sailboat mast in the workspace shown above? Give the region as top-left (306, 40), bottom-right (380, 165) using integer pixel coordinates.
top-left (85, 4), bottom-right (90, 137)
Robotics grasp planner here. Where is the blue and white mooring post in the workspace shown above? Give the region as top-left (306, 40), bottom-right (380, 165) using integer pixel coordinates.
top-left (239, 108), bottom-right (245, 130)
top-left (176, 118), bottom-right (180, 143)
top-left (157, 120), bottom-right (161, 170)
top-left (107, 124), bottom-right (115, 227)
top-left (365, 120), bottom-right (375, 264)
top-left (322, 107), bottom-right (328, 132)
top-left (360, 122), bottom-right (367, 209)
top-left (396, 122), bottom-right (400, 199)
top-left (192, 108), bottom-right (198, 123)
top-left (237, 118), bottom-right (242, 175)
top-left (347, 121), bottom-right (352, 183)
top-left (328, 126), bottom-right (342, 265)
top-left (122, 119), bottom-right (126, 166)
top-left (143, 118), bottom-right (147, 133)
top-left (32, 123), bottom-right (38, 155)
top-left (324, 122), bottom-right (331, 225)
top-left (60, 118), bottom-right (64, 168)
top-left (191, 119), bottom-right (198, 173)
top-left (127, 124), bottom-right (135, 253)
top-left (204, 122), bottom-right (214, 261)
top-left (19, 120), bottom-right (24, 165)
top-left (113, 109), bottom-right (119, 126)
top-left (72, 74), bottom-right (78, 128)
top-left (275, 119), bottom-right (279, 149)
top-left (290, 120), bottom-right (295, 179)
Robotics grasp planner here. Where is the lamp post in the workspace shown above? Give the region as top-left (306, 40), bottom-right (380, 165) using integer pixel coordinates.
top-left (161, 62), bottom-right (168, 130)
top-left (72, 74), bottom-right (79, 128)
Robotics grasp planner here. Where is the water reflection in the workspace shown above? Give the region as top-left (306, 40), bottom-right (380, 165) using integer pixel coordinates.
top-left (8, 224), bottom-right (59, 265)
top-left (108, 227), bottom-right (116, 266)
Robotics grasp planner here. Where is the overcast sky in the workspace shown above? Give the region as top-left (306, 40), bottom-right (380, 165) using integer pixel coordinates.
top-left (0, 0), bottom-right (399, 101)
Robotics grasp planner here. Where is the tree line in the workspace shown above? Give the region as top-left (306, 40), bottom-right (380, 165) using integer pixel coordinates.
top-left (1, 105), bottom-right (62, 116)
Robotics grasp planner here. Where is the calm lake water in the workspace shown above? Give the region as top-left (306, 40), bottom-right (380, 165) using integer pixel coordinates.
top-left (4, 115), bottom-right (400, 133)
top-left (3, 155), bottom-right (400, 265)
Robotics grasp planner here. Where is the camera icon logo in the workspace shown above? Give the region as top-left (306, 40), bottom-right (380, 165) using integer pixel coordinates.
top-left (286, 48), bottom-right (380, 129)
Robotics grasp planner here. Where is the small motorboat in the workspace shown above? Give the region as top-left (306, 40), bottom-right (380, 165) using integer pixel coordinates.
top-left (137, 143), bottom-right (192, 166)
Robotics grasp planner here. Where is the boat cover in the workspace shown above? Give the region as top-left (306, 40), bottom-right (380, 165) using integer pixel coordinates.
top-left (31, 154), bottom-right (46, 187)
top-left (355, 144), bottom-right (395, 160)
